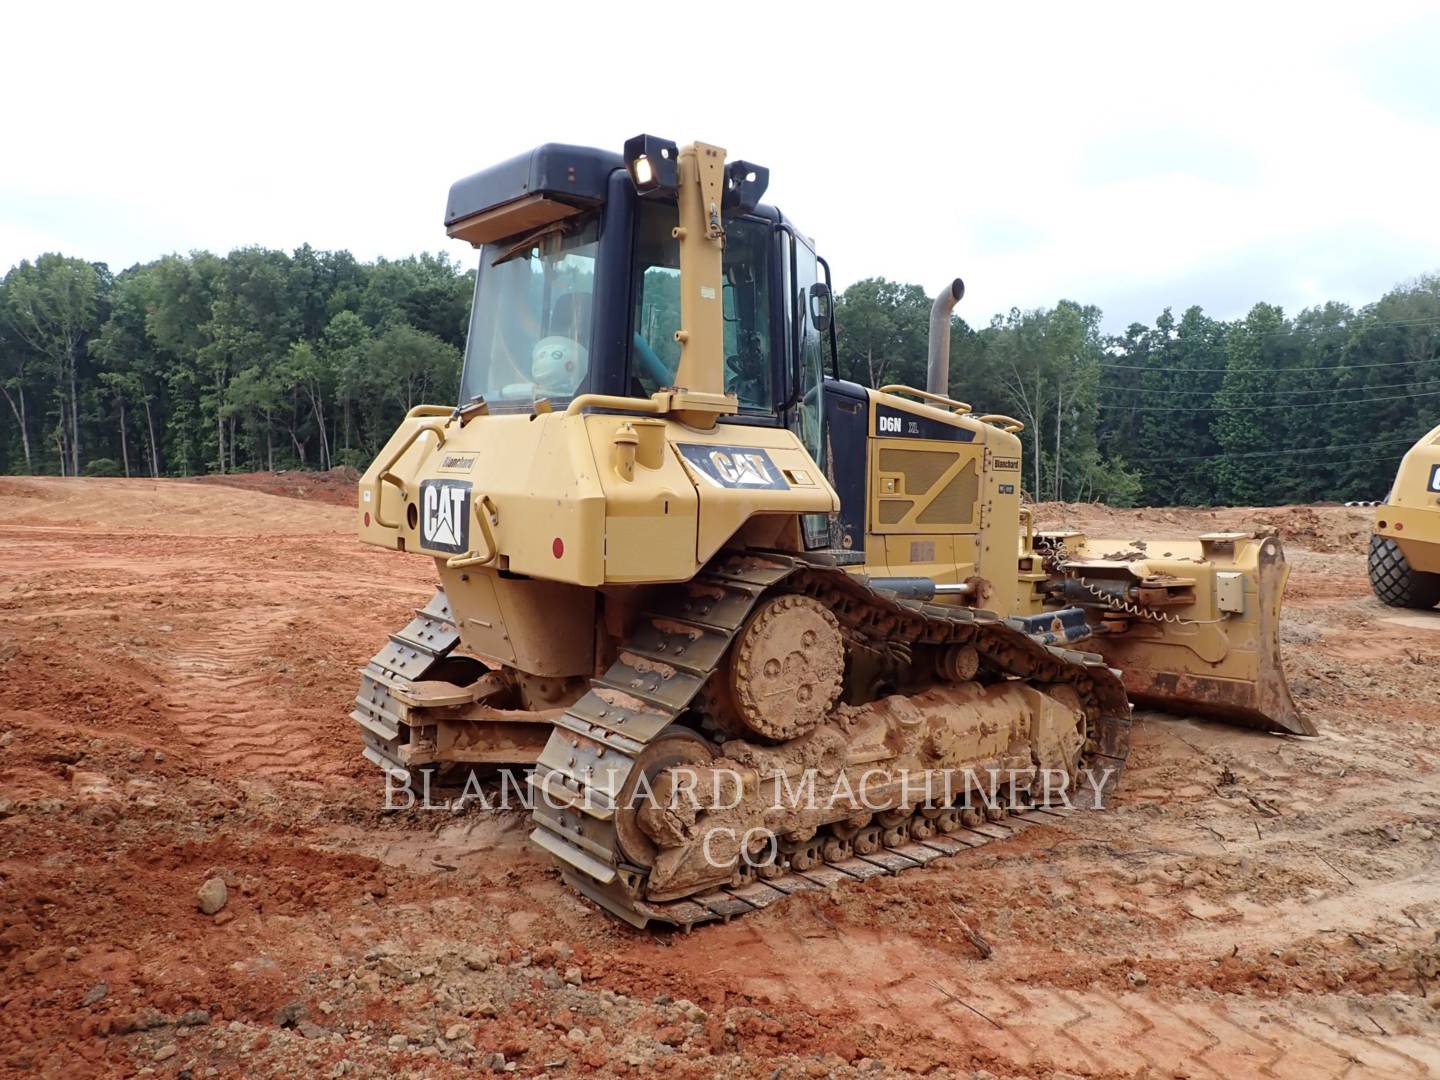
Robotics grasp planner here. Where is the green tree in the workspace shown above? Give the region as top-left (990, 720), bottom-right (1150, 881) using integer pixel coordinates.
top-left (91, 266), bottom-right (166, 476)
top-left (322, 310), bottom-right (371, 458)
top-left (365, 324), bottom-right (461, 415)
top-left (0, 276), bottom-right (43, 473)
top-left (2, 254), bottom-right (109, 475)
top-left (834, 278), bottom-right (934, 388)
top-left (282, 341), bottom-right (336, 470)
top-left (1212, 304), bottom-right (1288, 504)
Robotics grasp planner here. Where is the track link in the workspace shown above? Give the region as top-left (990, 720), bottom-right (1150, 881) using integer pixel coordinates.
top-left (529, 551), bottom-right (1132, 929)
top-left (351, 588), bottom-right (461, 782)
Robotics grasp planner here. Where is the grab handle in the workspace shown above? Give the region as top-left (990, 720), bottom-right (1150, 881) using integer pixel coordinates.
top-left (446, 495), bottom-right (499, 569)
top-left (976, 414), bottom-right (1024, 434)
top-left (371, 422), bottom-right (446, 529)
top-left (877, 385), bottom-right (973, 414)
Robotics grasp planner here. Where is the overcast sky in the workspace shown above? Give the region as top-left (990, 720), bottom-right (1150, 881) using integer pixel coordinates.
top-left (4, 1), bottom-right (1438, 331)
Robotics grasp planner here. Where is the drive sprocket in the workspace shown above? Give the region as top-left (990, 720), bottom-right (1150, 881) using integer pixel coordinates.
top-left (728, 593), bottom-right (844, 741)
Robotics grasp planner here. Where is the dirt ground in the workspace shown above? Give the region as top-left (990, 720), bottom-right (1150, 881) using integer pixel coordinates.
top-left (2, 477), bottom-right (1438, 1079)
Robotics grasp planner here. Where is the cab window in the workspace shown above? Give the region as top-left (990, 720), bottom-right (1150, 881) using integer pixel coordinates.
top-left (459, 216), bottom-right (599, 403)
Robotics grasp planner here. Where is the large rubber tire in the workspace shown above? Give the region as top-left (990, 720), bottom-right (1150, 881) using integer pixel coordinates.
top-left (1368, 534), bottom-right (1440, 609)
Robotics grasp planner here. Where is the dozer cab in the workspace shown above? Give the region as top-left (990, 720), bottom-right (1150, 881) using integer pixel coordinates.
top-left (1369, 422), bottom-right (1440, 610)
top-left (354, 137), bottom-right (1309, 928)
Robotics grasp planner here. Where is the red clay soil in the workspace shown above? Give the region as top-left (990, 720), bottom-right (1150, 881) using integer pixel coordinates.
top-left (190, 467), bottom-right (362, 507)
top-left (1, 478), bottom-right (1437, 1078)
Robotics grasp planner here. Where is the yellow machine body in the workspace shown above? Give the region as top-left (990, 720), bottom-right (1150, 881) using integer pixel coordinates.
top-left (848, 386), bottom-right (1025, 612)
top-left (350, 136), bottom-right (1306, 928)
top-left (1368, 423), bottom-right (1440, 609)
top-left (1373, 422), bottom-right (1440, 573)
top-left (834, 389), bottom-right (1308, 736)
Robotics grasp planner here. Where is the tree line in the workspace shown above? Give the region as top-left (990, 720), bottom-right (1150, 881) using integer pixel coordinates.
top-left (1, 245), bottom-right (1436, 507)
top-left (0, 249), bottom-right (468, 479)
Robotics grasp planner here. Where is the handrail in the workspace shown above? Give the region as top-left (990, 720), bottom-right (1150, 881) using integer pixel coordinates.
top-left (977, 413), bottom-right (1024, 434)
top-left (371, 422), bottom-right (446, 529)
top-left (406, 405), bottom-right (454, 419)
top-left (564, 393), bottom-right (666, 418)
top-left (447, 495), bottom-right (499, 569)
top-left (877, 384), bottom-right (973, 414)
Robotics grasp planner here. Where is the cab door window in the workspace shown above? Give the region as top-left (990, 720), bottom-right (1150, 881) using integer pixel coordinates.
top-left (629, 202), bottom-right (775, 412)
top-left (792, 236), bottom-right (826, 459)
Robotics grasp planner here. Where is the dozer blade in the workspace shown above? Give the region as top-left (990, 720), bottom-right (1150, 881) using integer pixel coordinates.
top-left (1048, 531), bottom-right (1315, 737)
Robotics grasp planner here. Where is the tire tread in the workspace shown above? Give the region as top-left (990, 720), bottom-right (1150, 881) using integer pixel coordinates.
top-left (1368, 533), bottom-right (1440, 609)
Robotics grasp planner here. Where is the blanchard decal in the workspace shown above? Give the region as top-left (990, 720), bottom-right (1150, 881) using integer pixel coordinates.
top-left (436, 452), bottom-right (478, 474)
top-left (419, 479), bottom-right (471, 554)
top-left (1430, 464), bottom-right (1440, 493)
top-left (677, 444), bottom-right (790, 490)
top-left (874, 404), bottom-right (976, 443)
top-left (993, 457), bottom-right (1020, 471)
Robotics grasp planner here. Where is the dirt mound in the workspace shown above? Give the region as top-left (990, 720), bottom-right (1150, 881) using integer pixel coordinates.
top-left (1, 478), bottom-right (1437, 1078)
top-left (192, 467), bottom-right (360, 507)
top-left (0, 476), bottom-right (354, 536)
top-left (1246, 504), bottom-right (1374, 553)
top-left (1031, 500), bottom-right (1374, 554)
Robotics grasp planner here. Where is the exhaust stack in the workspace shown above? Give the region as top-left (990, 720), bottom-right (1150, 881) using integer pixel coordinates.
top-left (926, 278), bottom-right (965, 396)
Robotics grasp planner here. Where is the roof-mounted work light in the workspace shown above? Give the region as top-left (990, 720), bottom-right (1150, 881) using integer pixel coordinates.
top-left (623, 134), bottom-right (679, 198)
top-left (722, 160), bottom-right (769, 213)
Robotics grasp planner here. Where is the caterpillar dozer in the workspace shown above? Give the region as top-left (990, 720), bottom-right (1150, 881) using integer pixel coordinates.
top-left (353, 137), bottom-right (1310, 928)
top-left (1368, 423), bottom-right (1440, 609)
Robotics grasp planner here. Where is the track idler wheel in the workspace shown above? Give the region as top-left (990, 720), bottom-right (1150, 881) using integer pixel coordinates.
top-left (729, 594), bottom-right (844, 741)
top-left (616, 726), bottom-right (717, 868)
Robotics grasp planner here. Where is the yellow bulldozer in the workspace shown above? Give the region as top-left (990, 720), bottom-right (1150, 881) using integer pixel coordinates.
top-left (1369, 423), bottom-right (1440, 609)
top-left (353, 137), bottom-right (1310, 928)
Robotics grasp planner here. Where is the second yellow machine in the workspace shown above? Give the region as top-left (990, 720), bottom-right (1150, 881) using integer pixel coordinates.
top-left (354, 138), bottom-right (1308, 927)
top-left (1369, 423), bottom-right (1440, 609)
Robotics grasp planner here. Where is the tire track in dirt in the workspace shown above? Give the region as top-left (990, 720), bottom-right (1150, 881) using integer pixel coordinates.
top-left (161, 609), bottom-right (325, 776)
top-left (657, 870), bottom-right (1440, 1079)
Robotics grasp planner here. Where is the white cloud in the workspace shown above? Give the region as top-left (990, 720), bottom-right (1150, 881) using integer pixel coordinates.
top-left (3, 0), bottom-right (1437, 328)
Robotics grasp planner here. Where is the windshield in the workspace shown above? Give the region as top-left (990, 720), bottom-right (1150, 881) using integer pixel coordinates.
top-left (630, 202), bottom-right (774, 411)
top-left (458, 215), bottom-right (599, 403)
